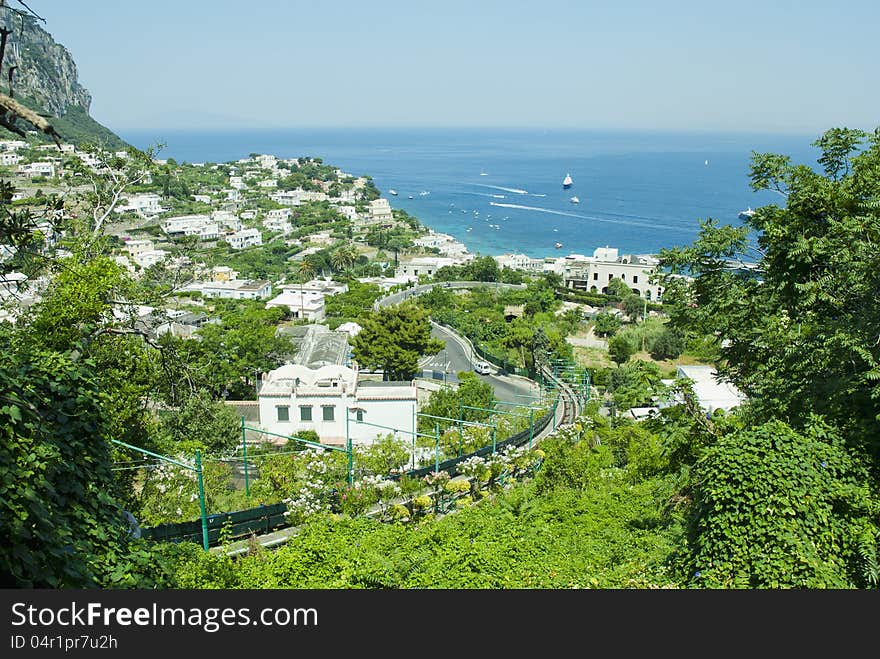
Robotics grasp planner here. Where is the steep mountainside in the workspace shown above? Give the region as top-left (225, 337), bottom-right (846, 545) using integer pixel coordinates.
top-left (0, 10), bottom-right (127, 148)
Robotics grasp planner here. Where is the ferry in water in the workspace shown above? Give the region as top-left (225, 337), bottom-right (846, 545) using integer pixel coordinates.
top-left (562, 173), bottom-right (573, 189)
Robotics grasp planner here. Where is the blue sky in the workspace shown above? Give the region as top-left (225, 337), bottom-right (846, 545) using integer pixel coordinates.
top-left (33, 0), bottom-right (880, 133)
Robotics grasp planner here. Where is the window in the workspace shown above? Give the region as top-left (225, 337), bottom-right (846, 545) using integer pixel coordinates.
top-left (593, 272), bottom-right (598, 280)
top-left (356, 409), bottom-right (364, 422)
top-left (300, 405), bottom-right (312, 421)
top-left (323, 406), bottom-right (335, 422)
top-left (633, 275), bottom-right (639, 284)
top-left (621, 273), bottom-right (626, 281)
top-left (276, 406), bottom-right (289, 422)
top-left (608, 273), bottom-right (613, 280)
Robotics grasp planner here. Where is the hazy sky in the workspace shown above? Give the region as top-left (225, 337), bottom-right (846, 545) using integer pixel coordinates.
top-left (32, 0), bottom-right (879, 133)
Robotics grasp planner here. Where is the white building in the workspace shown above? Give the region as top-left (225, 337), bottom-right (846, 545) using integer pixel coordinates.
top-left (132, 249), bottom-right (169, 268)
top-left (123, 239), bottom-right (155, 257)
top-left (0, 152), bottom-right (20, 166)
top-left (494, 253), bottom-right (546, 272)
top-left (193, 194), bottom-right (212, 204)
top-left (224, 227), bottom-right (263, 250)
top-left (335, 205), bottom-right (359, 221)
top-left (265, 289), bottom-right (326, 321)
top-left (258, 179), bottom-right (278, 188)
top-left (257, 363), bottom-right (418, 446)
top-left (184, 278), bottom-right (273, 300)
top-left (17, 161), bottom-right (56, 178)
top-left (229, 176), bottom-right (244, 190)
top-left (116, 193), bottom-right (164, 216)
top-left (161, 215), bottom-right (220, 240)
top-left (271, 189), bottom-right (329, 206)
top-left (395, 256), bottom-right (457, 280)
top-left (211, 210), bottom-right (241, 231)
top-left (560, 247), bottom-right (664, 301)
top-left (367, 198), bottom-right (393, 224)
top-left (674, 365), bottom-right (747, 413)
top-left (263, 216), bottom-right (293, 235)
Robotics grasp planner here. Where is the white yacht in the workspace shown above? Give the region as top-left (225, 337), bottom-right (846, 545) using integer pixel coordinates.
top-left (389, 189), bottom-right (398, 195)
top-left (562, 173), bottom-right (573, 189)
top-left (738, 207), bottom-right (756, 219)
top-left (570, 196), bottom-right (580, 204)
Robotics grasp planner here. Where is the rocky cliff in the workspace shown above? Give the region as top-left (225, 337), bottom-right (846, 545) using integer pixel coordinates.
top-left (0, 10), bottom-right (126, 147)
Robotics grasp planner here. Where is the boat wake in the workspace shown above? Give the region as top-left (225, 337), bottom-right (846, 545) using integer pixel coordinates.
top-left (473, 183), bottom-right (529, 195)
top-left (488, 202), bottom-right (692, 233)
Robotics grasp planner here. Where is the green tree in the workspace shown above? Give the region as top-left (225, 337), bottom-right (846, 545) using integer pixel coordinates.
top-left (649, 326), bottom-right (686, 361)
top-left (608, 333), bottom-right (636, 365)
top-left (593, 311), bottom-right (622, 337)
top-left (351, 304), bottom-right (443, 380)
top-left (658, 127), bottom-right (880, 455)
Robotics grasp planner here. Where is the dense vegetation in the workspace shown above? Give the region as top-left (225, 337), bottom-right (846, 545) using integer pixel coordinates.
top-left (3, 126), bottom-right (880, 589)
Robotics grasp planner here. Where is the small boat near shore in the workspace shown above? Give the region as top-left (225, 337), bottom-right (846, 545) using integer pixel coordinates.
top-left (389, 189), bottom-right (398, 195)
top-left (738, 207), bottom-right (756, 219)
top-left (555, 242), bottom-right (563, 249)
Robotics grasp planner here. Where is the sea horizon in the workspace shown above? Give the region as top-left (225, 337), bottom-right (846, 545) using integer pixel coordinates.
top-left (121, 127), bottom-right (820, 260)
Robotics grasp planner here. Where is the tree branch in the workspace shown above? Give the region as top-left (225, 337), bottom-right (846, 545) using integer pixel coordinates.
top-left (0, 92), bottom-right (61, 147)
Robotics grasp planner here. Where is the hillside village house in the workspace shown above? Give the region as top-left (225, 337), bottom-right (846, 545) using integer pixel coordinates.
top-left (396, 256), bottom-right (458, 280)
top-left (257, 363), bottom-right (418, 446)
top-left (183, 278), bottom-right (272, 300)
top-left (265, 290), bottom-right (326, 321)
top-left (161, 215), bottom-right (220, 240)
top-left (0, 152), bottom-right (20, 166)
top-left (367, 198), bottom-right (393, 224)
top-left (556, 247), bottom-right (662, 300)
top-left (17, 161), bottom-right (56, 178)
top-left (116, 193), bottom-right (164, 216)
top-left (224, 227), bottom-right (263, 250)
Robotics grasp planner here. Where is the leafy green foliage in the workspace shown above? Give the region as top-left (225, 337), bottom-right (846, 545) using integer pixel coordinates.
top-left (0, 328), bottom-right (162, 587)
top-left (593, 311), bottom-right (622, 337)
top-left (684, 418), bottom-right (874, 588)
top-left (351, 304), bottom-right (443, 380)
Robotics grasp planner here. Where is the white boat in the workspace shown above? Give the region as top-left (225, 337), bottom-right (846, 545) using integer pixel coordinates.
top-left (738, 207), bottom-right (756, 219)
top-left (389, 189), bottom-right (398, 195)
top-left (480, 169), bottom-right (488, 176)
top-left (570, 196), bottom-right (579, 204)
top-left (408, 195), bottom-right (414, 199)
top-left (705, 160), bottom-right (709, 166)
top-left (555, 242), bottom-right (563, 249)
top-left (562, 173), bottom-right (573, 189)
top-left (419, 190), bottom-right (430, 196)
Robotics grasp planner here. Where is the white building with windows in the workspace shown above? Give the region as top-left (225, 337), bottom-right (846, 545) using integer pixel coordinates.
top-left (257, 363), bottom-right (418, 446)
top-left (0, 152), bottom-right (20, 166)
top-left (183, 278), bottom-right (272, 300)
top-left (265, 289), bottom-right (326, 321)
top-left (367, 198), bottom-right (393, 224)
top-left (395, 256), bottom-right (457, 280)
top-left (224, 227), bottom-right (263, 250)
top-left (559, 247), bottom-right (664, 301)
top-left (116, 193), bottom-right (164, 216)
top-left (161, 215), bottom-right (220, 240)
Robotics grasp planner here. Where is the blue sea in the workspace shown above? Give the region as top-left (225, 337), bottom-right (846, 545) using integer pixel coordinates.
top-left (121, 127), bottom-right (819, 259)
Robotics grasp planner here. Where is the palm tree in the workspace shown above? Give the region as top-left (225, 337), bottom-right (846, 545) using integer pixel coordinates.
top-left (296, 259), bottom-right (315, 320)
top-left (330, 245), bottom-right (357, 275)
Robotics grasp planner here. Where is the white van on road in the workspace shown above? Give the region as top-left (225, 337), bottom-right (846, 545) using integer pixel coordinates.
top-left (474, 361), bottom-right (492, 375)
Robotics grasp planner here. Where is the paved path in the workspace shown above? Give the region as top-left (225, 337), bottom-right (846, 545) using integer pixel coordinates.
top-left (566, 326), bottom-right (607, 349)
